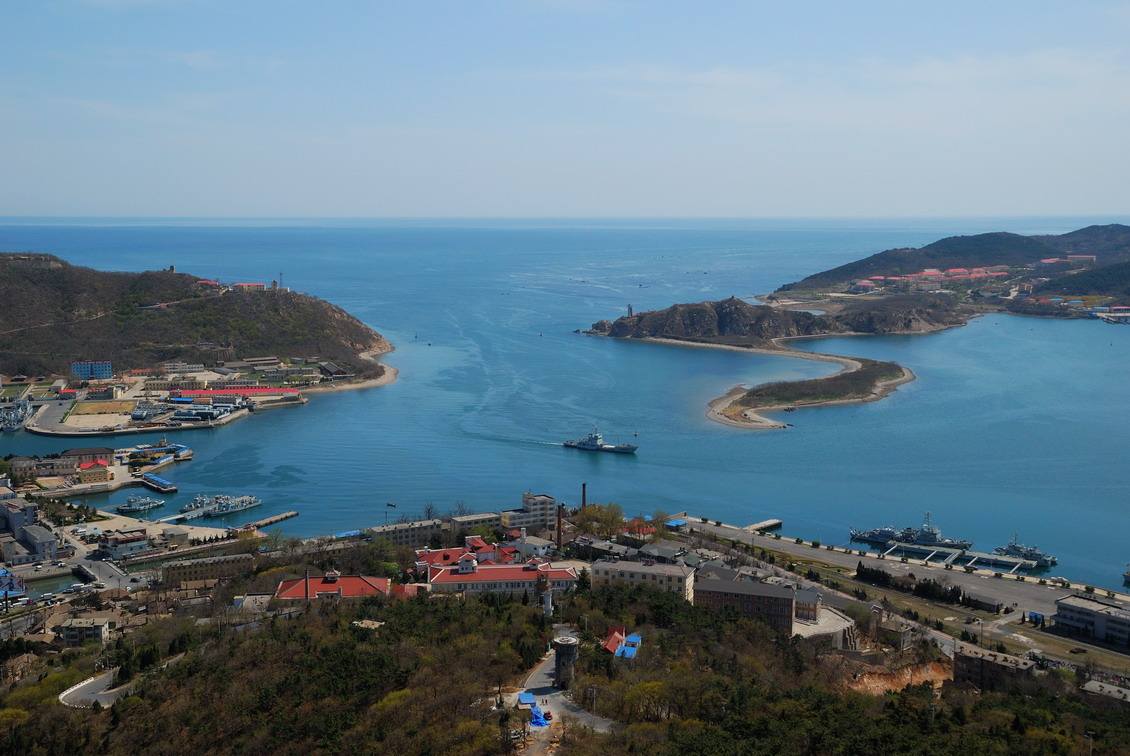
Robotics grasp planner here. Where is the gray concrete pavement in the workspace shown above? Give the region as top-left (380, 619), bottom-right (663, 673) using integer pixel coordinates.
top-left (505, 625), bottom-right (614, 736)
top-left (686, 520), bottom-right (1087, 618)
top-left (58, 670), bottom-right (131, 708)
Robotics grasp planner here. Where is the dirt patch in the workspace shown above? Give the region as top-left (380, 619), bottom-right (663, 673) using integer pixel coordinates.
top-left (71, 400), bottom-right (136, 415)
top-left (848, 661), bottom-right (952, 695)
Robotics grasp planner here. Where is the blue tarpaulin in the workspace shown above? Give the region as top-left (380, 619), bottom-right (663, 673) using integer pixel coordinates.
top-left (615, 633), bottom-right (642, 659)
top-left (529, 703), bottom-right (548, 727)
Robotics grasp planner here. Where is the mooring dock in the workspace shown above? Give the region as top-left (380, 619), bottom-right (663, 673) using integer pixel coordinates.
top-left (881, 541), bottom-right (1038, 572)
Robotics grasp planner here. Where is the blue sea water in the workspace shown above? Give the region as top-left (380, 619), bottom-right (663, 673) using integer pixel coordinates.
top-left (1, 218), bottom-right (1128, 588)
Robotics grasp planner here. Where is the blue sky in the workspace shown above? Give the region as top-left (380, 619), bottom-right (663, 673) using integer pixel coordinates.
top-left (3, 1), bottom-right (1129, 217)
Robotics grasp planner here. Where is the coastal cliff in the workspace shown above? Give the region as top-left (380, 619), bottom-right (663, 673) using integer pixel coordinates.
top-left (589, 294), bottom-right (967, 429)
top-left (590, 293), bottom-right (964, 344)
top-left (0, 253), bottom-right (390, 376)
top-left (589, 297), bottom-right (838, 346)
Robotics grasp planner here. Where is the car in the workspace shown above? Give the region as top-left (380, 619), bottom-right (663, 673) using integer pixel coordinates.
top-left (33, 565), bottom-right (42, 571)
top-left (544, 711), bottom-right (552, 721)
top-left (129, 576), bottom-right (141, 583)
top-left (1070, 647), bottom-right (1088, 655)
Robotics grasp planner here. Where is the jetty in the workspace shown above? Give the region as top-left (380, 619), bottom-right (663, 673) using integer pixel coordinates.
top-left (245, 511), bottom-right (299, 529)
top-left (744, 519), bottom-right (783, 533)
top-left (141, 473), bottom-right (177, 494)
top-left (881, 541), bottom-right (1038, 572)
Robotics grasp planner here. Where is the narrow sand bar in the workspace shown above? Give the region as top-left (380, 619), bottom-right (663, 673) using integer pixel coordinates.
top-left (633, 336), bottom-right (915, 431)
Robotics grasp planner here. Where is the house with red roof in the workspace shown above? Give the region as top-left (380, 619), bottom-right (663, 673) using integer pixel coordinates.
top-left (602, 626), bottom-right (627, 654)
top-left (274, 570), bottom-right (391, 601)
top-left (426, 554), bottom-right (577, 596)
top-left (77, 459), bottom-right (112, 484)
top-left (413, 535), bottom-right (519, 575)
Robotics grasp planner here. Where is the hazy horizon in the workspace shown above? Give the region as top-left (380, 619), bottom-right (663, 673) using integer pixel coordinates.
top-left (4, 1), bottom-right (1130, 217)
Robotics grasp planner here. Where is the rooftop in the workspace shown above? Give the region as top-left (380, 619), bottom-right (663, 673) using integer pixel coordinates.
top-left (274, 573), bottom-right (391, 600)
top-left (1057, 594), bottom-right (1130, 621)
top-left (954, 642), bottom-right (1036, 670)
top-left (428, 562), bottom-right (577, 584)
top-left (591, 559), bottom-right (694, 578)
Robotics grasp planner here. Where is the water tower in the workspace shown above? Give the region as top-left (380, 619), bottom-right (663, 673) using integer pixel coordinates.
top-left (552, 636), bottom-right (579, 689)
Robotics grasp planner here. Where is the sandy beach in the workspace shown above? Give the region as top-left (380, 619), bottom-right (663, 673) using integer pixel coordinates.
top-left (303, 343), bottom-right (399, 394)
top-left (635, 336), bottom-right (914, 431)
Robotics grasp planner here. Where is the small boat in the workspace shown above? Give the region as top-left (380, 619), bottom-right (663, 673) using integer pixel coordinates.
top-left (1124, 564), bottom-right (1130, 584)
top-left (563, 428), bottom-right (637, 455)
top-left (116, 496), bottom-right (164, 514)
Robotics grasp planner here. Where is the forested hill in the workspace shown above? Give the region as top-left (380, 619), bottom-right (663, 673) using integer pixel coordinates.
top-left (589, 294), bottom-right (964, 346)
top-left (0, 253), bottom-right (389, 376)
top-left (1038, 260), bottom-right (1130, 298)
top-left (779, 224), bottom-right (1130, 292)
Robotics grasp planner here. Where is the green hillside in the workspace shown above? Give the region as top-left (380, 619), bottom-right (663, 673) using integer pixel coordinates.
top-left (779, 224), bottom-right (1130, 292)
top-left (0, 253), bottom-right (388, 376)
top-left (1037, 260), bottom-right (1130, 299)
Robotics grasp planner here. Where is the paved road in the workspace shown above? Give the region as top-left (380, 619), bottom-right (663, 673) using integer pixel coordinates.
top-left (506, 624), bottom-right (614, 739)
top-left (58, 670), bottom-right (131, 708)
top-left (687, 520), bottom-right (1087, 617)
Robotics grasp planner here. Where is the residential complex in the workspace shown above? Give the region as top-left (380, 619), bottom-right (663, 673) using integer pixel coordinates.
top-left (590, 559), bottom-right (695, 602)
top-left (425, 555), bottom-right (577, 596)
top-left (693, 564), bottom-right (795, 634)
top-left (162, 553), bottom-right (255, 586)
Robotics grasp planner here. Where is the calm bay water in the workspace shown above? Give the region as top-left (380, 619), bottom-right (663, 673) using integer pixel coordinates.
top-left (1, 218), bottom-right (1127, 588)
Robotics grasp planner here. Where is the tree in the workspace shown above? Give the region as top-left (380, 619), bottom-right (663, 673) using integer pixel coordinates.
top-left (576, 568), bottom-right (591, 592)
top-left (572, 503), bottom-right (625, 539)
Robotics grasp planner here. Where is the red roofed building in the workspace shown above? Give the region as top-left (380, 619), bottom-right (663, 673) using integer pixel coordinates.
top-left (413, 535), bottom-right (519, 575)
top-left (77, 458), bottom-right (112, 483)
top-left (426, 555), bottom-right (577, 596)
top-left (944, 268), bottom-right (969, 275)
top-left (602, 626), bottom-right (627, 654)
top-left (234, 282), bottom-right (266, 290)
top-left (196, 279), bottom-right (222, 287)
top-left (274, 570), bottom-right (391, 601)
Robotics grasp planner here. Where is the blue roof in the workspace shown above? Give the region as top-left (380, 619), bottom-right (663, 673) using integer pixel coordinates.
top-left (142, 474), bottom-right (173, 486)
top-left (615, 633), bottom-right (642, 658)
top-left (334, 529), bottom-right (362, 539)
top-left (518, 691), bottom-right (535, 705)
top-left (665, 518), bottom-right (687, 527)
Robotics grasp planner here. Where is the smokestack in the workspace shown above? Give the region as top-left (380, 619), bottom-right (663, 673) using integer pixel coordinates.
top-left (556, 504), bottom-right (563, 550)
top-left (581, 482), bottom-right (587, 509)
top-left (304, 568), bottom-right (310, 602)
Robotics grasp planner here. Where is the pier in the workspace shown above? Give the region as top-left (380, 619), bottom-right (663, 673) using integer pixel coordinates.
top-left (245, 511), bottom-right (299, 529)
top-left (744, 519), bottom-right (783, 533)
top-left (884, 541), bottom-right (1038, 571)
top-left (141, 473), bottom-right (177, 494)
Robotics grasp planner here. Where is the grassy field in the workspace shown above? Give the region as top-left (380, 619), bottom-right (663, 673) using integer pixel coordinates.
top-left (71, 400), bottom-right (136, 415)
top-left (1, 385), bottom-right (28, 398)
